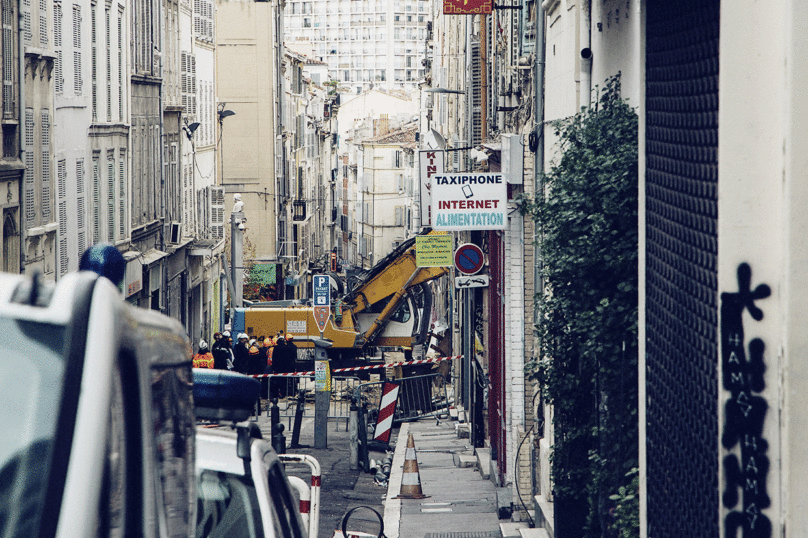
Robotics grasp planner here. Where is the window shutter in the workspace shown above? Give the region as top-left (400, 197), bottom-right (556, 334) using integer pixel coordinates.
top-left (73, 51), bottom-right (82, 94)
top-left (73, 7), bottom-right (81, 94)
top-left (92, 157), bottom-right (99, 242)
top-left (76, 159), bottom-right (86, 246)
top-left (118, 157), bottom-right (125, 238)
top-left (57, 159), bottom-right (67, 276)
top-left (3, 0), bottom-right (14, 115)
top-left (54, 3), bottom-right (63, 94)
top-left (210, 186), bottom-right (224, 240)
top-left (72, 4), bottom-right (80, 47)
top-left (117, 11), bottom-right (122, 121)
top-left (395, 206), bottom-right (403, 226)
top-left (107, 153), bottom-right (114, 241)
top-left (91, 5), bottom-right (96, 118)
top-left (106, 8), bottom-right (111, 120)
top-left (470, 38), bottom-right (482, 147)
top-left (181, 52), bottom-right (187, 111)
top-left (190, 54), bottom-right (196, 115)
top-left (41, 109), bottom-right (51, 223)
top-left (22, 0), bottom-right (31, 45)
top-left (39, 0), bottom-right (47, 46)
top-left (24, 108), bottom-right (34, 228)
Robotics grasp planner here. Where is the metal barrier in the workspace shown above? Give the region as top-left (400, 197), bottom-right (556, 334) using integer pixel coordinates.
top-left (355, 373), bottom-right (450, 433)
top-left (263, 375), bottom-right (362, 432)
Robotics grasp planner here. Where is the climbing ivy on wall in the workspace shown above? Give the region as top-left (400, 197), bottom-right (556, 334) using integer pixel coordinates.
top-left (522, 74), bottom-right (639, 538)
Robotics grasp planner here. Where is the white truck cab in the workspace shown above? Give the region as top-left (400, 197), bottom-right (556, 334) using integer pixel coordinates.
top-left (193, 369), bottom-right (310, 538)
top-left (0, 247), bottom-right (196, 538)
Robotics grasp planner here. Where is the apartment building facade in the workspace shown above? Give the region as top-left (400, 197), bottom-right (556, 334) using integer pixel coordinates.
top-left (0, 0), bottom-right (23, 274)
top-left (284, 0), bottom-right (430, 94)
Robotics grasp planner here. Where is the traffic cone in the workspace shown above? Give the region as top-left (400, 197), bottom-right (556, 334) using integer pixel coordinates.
top-left (395, 433), bottom-right (429, 499)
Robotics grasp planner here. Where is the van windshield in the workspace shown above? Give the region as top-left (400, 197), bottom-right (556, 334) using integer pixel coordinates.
top-left (196, 470), bottom-right (265, 538)
top-left (0, 318), bottom-right (67, 537)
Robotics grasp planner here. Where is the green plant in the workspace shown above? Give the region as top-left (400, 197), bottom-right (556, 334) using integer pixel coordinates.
top-left (521, 74), bottom-right (639, 538)
top-left (609, 468), bottom-right (640, 538)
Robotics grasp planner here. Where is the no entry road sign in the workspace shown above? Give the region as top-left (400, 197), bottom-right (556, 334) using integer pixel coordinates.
top-left (454, 243), bottom-right (485, 275)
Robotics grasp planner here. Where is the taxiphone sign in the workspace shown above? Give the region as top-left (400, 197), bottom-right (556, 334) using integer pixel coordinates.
top-left (431, 173), bottom-right (507, 230)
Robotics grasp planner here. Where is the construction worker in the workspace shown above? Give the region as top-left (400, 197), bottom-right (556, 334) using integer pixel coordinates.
top-left (193, 340), bottom-right (214, 369)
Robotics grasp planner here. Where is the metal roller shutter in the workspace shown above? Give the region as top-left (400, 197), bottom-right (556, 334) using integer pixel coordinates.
top-left (645, 1), bottom-right (720, 536)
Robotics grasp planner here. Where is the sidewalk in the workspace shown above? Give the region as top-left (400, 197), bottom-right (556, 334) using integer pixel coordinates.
top-left (384, 419), bottom-right (503, 538)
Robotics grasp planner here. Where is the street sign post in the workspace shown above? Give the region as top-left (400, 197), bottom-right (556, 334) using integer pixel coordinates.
top-left (312, 274), bottom-right (331, 335)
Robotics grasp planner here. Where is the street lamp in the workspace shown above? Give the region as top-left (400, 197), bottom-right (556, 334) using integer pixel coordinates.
top-left (218, 104), bottom-right (236, 184)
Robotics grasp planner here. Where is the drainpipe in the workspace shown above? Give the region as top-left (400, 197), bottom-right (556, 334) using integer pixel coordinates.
top-left (18, 5), bottom-right (26, 273)
top-left (533, 0), bottom-right (546, 462)
top-left (579, 0), bottom-right (592, 106)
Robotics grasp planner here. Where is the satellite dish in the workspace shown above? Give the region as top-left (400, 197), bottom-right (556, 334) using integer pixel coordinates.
top-left (424, 128), bottom-right (446, 150)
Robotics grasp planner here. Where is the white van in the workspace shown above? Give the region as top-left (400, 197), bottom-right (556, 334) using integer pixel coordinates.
top-left (193, 369), bottom-right (310, 538)
top-left (0, 267), bottom-right (196, 538)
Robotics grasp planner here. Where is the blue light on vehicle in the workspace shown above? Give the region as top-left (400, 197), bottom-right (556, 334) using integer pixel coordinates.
top-left (79, 244), bottom-right (126, 287)
top-left (193, 369), bottom-right (260, 422)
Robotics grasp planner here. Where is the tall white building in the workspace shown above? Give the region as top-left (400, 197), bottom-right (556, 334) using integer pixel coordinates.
top-left (284, 0), bottom-right (430, 94)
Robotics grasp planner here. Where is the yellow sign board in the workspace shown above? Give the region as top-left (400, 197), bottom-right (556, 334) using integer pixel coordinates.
top-left (416, 234), bottom-right (453, 267)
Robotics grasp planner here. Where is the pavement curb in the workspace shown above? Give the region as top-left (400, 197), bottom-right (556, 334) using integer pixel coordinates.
top-left (382, 422), bottom-right (410, 538)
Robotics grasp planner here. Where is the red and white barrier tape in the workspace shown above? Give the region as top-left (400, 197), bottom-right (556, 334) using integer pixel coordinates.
top-left (249, 354), bottom-right (462, 379)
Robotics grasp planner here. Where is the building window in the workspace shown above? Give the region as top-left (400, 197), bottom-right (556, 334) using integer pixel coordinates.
top-left (76, 158), bottom-right (86, 253)
top-left (23, 108), bottom-right (34, 228)
top-left (118, 153), bottom-right (125, 238)
top-left (193, 0), bottom-right (213, 42)
top-left (41, 109), bottom-right (51, 223)
top-left (3, 0), bottom-right (17, 119)
top-left (117, 9), bottom-right (123, 121)
top-left (54, 2), bottom-right (63, 94)
top-left (73, 5), bottom-right (82, 95)
top-left (105, 7), bottom-right (111, 120)
top-left (91, 3), bottom-right (96, 119)
top-left (181, 51), bottom-right (196, 116)
top-left (107, 151), bottom-right (114, 241)
top-left (38, 0), bottom-right (47, 46)
top-left (92, 155), bottom-right (99, 242)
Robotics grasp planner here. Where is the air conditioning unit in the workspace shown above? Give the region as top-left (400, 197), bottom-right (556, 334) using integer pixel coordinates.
top-left (168, 222), bottom-right (182, 244)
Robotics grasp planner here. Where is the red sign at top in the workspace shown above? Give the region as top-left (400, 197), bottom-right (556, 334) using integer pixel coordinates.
top-left (444, 0), bottom-right (492, 14)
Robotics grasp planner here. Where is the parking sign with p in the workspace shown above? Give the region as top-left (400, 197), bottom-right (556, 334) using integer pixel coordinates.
top-left (313, 275), bottom-right (331, 333)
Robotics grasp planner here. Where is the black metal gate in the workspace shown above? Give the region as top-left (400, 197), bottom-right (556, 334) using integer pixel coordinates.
top-left (645, 1), bottom-right (720, 536)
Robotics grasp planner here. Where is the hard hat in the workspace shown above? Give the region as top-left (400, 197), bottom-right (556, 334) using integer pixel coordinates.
top-left (286, 334), bottom-right (294, 341)
top-left (199, 340), bottom-right (208, 350)
top-left (249, 338), bottom-right (256, 346)
top-left (238, 333), bottom-right (248, 340)
top-left (223, 330), bottom-right (231, 337)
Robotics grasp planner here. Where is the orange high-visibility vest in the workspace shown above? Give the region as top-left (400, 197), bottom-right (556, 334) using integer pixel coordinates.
top-left (193, 352), bottom-right (214, 369)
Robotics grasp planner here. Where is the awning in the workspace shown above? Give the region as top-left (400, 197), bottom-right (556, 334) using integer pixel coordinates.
top-left (142, 248), bottom-right (168, 266)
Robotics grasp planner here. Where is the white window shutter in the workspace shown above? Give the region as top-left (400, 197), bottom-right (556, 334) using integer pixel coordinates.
top-left (92, 157), bottom-right (100, 242)
top-left (107, 153), bottom-right (114, 241)
top-left (39, 0), bottom-right (47, 46)
top-left (210, 186), bottom-right (224, 240)
top-left (76, 159), bottom-right (86, 249)
top-left (119, 158), bottom-right (125, 238)
top-left (24, 108), bottom-right (35, 228)
top-left (22, 0), bottom-right (31, 45)
top-left (57, 159), bottom-right (67, 276)
top-left (41, 109), bottom-right (51, 223)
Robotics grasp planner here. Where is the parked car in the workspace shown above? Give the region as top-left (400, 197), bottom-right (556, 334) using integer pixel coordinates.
top-left (193, 369), bottom-right (310, 538)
